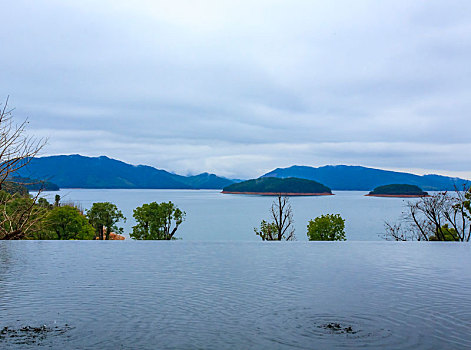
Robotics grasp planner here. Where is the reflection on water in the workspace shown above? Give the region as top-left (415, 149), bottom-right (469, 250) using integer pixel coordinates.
top-left (0, 241), bottom-right (470, 349)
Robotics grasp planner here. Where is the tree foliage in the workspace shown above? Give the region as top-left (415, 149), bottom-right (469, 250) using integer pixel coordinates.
top-left (37, 197), bottom-right (53, 209)
top-left (254, 220), bottom-right (278, 241)
top-left (384, 186), bottom-right (471, 241)
top-left (45, 206), bottom-right (95, 240)
top-left (0, 190), bottom-right (97, 240)
top-left (131, 201), bottom-right (185, 240)
top-left (86, 202), bottom-right (126, 240)
top-left (54, 194), bottom-right (60, 207)
top-left (255, 194), bottom-right (295, 241)
top-left (307, 214), bottom-right (346, 241)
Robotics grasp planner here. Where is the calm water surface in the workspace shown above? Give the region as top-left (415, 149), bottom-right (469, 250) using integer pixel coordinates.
top-left (39, 189), bottom-right (418, 240)
top-left (0, 241), bottom-right (470, 349)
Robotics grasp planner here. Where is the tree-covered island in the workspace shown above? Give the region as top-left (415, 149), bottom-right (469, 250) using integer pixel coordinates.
top-left (222, 177), bottom-right (332, 196)
top-left (367, 184), bottom-right (429, 197)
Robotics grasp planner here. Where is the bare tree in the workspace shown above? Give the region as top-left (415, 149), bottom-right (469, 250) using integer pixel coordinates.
top-left (383, 222), bottom-right (409, 241)
top-left (0, 97), bottom-right (47, 239)
top-left (0, 97), bottom-right (45, 189)
top-left (384, 186), bottom-right (471, 241)
top-left (255, 194), bottom-right (295, 241)
top-left (0, 190), bottom-right (47, 240)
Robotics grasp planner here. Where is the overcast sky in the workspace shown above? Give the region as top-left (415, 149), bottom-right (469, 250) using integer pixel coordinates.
top-left (1, 0), bottom-right (470, 179)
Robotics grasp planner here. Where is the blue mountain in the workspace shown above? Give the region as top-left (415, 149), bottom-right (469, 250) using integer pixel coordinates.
top-left (17, 156), bottom-right (469, 191)
top-left (17, 155), bottom-right (235, 189)
top-left (262, 165), bottom-right (469, 191)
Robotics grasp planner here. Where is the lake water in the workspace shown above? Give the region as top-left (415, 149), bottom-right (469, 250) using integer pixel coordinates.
top-left (38, 189), bottom-right (418, 241)
top-left (1, 241), bottom-right (470, 349)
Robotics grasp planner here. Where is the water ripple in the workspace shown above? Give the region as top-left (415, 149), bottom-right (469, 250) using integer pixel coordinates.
top-left (0, 241), bottom-right (470, 349)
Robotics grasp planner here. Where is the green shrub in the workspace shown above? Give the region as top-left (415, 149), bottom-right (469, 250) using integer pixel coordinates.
top-left (307, 214), bottom-right (346, 241)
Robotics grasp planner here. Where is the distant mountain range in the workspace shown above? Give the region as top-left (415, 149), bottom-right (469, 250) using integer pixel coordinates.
top-left (17, 155), bottom-right (236, 189)
top-left (262, 165), bottom-right (470, 191)
top-left (16, 155), bottom-right (470, 191)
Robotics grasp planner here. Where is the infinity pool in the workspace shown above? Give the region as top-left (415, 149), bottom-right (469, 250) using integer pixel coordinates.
top-left (1, 241), bottom-right (470, 349)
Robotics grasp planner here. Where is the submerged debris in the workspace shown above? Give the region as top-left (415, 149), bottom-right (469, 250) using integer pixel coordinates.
top-left (0, 324), bottom-right (72, 345)
top-left (320, 322), bottom-right (358, 334)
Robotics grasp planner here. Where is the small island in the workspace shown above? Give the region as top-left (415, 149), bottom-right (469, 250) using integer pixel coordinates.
top-left (366, 184), bottom-right (429, 198)
top-left (222, 177), bottom-right (333, 196)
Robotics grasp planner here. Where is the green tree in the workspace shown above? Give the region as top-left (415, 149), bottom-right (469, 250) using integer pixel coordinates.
top-left (86, 202), bottom-right (125, 240)
top-left (429, 224), bottom-right (459, 241)
top-left (131, 201), bottom-right (185, 240)
top-left (54, 194), bottom-right (61, 207)
top-left (45, 206), bottom-right (95, 240)
top-left (307, 214), bottom-right (346, 241)
top-left (254, 220), bottom-right (278, 241)
top-left (37, 197), bottom-right (53, 209)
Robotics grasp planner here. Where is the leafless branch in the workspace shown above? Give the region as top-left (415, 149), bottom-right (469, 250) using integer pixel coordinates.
top-left (384, 186), bottom-right (471, 242)
top-left (0, 97), bottom-right (46, 189)
top-left (0, 97), bottom-right (48, 239)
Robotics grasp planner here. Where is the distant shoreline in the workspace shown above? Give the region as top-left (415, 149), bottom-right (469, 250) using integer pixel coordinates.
top-left (221, 191), bottom-right (334, 196)
top-left (365, 194), bottom-right (430, 198)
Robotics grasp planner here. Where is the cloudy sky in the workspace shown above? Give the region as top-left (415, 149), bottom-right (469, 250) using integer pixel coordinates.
top-left (1, 0), bottom-right (470, 179)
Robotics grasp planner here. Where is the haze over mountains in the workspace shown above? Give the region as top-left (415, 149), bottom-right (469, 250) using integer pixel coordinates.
top-left (17, 155), bottom-right (470, 191)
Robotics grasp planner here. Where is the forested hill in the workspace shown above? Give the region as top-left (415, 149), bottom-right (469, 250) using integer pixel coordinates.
top-left (262, 165), bottom-right (470, 191)
top-left (369, 184), bottom-right (428, 196)
top-left (17, 155), bottom-right (235, 189)
top-left (223, 177), bottom-right (332, 194)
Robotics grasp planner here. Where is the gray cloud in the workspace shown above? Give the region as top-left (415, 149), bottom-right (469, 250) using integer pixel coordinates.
top-left (1, 0), bottom-right (471, 179)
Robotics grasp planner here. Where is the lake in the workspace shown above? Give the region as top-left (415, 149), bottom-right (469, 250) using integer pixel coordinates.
top-left (0, 241), bottom-right (470, 349)
top-left (38, 189), bottom-right (417, 241)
